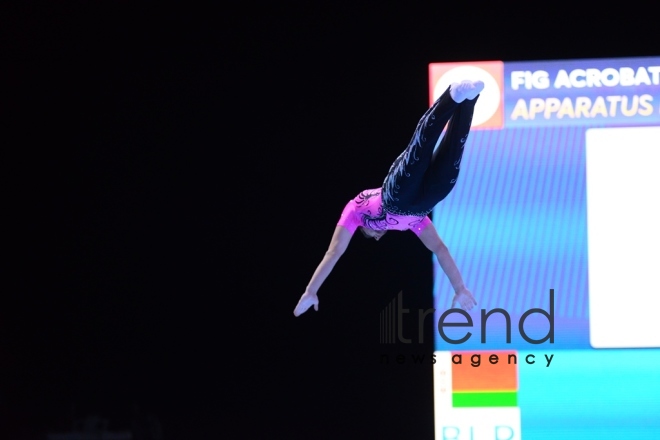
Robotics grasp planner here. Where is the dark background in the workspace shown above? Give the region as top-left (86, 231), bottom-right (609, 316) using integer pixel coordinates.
top-left (3, 2), bottom-right (658, 439)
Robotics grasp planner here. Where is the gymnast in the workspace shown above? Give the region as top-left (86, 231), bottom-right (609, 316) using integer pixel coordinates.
top-left (293, 80), bottom-right (483, 317)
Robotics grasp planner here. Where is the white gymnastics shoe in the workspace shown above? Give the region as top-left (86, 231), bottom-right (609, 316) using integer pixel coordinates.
top-left (450, 80), bottom-right (485, 103)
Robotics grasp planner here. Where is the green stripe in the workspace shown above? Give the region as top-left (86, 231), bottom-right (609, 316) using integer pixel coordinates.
top-left (452, 391), bottom-right (518, 407)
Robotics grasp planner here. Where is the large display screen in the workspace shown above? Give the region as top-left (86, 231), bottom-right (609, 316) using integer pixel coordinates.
top-left (429, 57), bottom-right (660, 439)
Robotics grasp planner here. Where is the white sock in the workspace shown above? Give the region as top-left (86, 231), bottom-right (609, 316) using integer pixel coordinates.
top-left (449, 80), bottom-right (485, 103)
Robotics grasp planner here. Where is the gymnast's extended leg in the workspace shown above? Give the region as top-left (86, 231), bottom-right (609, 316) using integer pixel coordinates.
top-left (381, 80), bottom-right (483, 215)
top-left (422, 90), bottom-right (480, 205)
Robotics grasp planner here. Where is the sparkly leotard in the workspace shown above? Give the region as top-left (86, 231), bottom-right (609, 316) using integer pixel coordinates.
top-left (337, 188), bottom-right (432, 237)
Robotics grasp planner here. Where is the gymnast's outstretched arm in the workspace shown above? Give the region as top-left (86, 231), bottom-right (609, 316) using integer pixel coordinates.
top-left (417, 223), bottom-right (477, 311)
top-left (293, 225), bottom-right (353, 317)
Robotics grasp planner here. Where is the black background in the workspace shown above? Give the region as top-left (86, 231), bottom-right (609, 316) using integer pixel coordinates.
top-left (3, 2), bottom-right (658, 439)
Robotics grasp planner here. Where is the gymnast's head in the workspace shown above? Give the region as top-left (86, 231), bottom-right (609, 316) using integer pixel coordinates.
top-left (359, 226), bottom-right (386, 241)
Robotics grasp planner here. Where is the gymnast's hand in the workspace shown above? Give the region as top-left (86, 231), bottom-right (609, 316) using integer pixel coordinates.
top-left (293, 291), bottom-right (319, 317)
top-left (452, 287), bottom-right (477, 311)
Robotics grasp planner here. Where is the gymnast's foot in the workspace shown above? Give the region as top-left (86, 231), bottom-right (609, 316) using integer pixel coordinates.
top-left (450, 80), bottom-right (485, 103)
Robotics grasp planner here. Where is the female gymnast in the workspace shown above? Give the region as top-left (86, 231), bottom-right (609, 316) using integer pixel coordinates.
top-left (293, 79), bottom-right (483, 317)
